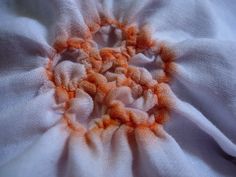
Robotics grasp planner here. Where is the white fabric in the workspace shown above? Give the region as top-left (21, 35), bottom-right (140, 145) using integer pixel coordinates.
top-left (0, 0), bottom-right (236, 177)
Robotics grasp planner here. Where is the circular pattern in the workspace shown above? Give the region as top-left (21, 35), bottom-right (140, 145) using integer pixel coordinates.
top-left (45, 18), bottom-right (175, 132)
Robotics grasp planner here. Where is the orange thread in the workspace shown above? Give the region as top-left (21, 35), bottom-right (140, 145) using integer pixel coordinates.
top-left (43, 17), bottom-right (175, 133)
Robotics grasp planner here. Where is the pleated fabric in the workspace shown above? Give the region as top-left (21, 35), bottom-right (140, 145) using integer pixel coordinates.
top-left (0, 0), bottom-right (236, 177)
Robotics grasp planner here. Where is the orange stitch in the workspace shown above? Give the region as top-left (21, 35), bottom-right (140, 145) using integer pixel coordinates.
top-left (99, 48), bottom-right (116, 61)
top-left (55, 86), bottom-right (69, 104)
top-left (53, 39), bottom-right (68, 53)
top-left (153, 84), bottom-right (172, 109)
top-left (108, 102), bottom-right (130, 123)
top-left (113, 53), bottom-right (128, 68)
top-left (81, 41), bottom-right (92, 53)
top-left (124, 25), bottom-right (138, 46)
top-left (88, 23), bottom-right (101, 33)
top-left (87, 72), bottom-right (107, 85)
top-left (48, 17), bottom-right (176, 133)
top-left (127, 66), bottom-right (141, 83)
top-left (67, 91), bottom-right (76, 99)
top-left (45, 70), bottom-right (54, 82)
top-left (157, 75), bottom-right (171, 83)
top-left (45, 58), bottom-right (55, 82)
top-left (89, 57), bottom-right (102, 72)
top-left (67, 37), bottom-right (83, 49)
top-left (159, 44), bottom-right (175, 62)
top-left (78, 80), bottom-right (97, 96)
top-left (63, 115), bottom-right (77, 131)
top-left (136, 28), bottom-right (153, 51)
top-left (155, 108), bottom-right (169, 124)
top-left (120, 77), bottom-right (133, 87)
top-left (97, 83), bottom-right (110, 94)
top-left (101, 115), bottom-right (120, 129)
top-left (100, 61), bottom-right (113, 73)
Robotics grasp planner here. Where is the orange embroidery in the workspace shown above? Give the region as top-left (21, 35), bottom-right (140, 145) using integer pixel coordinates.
top-left (45, 18), bottom-right (175, 133)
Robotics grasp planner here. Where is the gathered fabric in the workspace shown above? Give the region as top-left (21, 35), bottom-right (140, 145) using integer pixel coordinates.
top-left (0, 0), bottom-right (236, 177)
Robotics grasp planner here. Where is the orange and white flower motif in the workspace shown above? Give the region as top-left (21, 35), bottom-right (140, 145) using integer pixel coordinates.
top-left (0, 0), bottom-right (236, 177)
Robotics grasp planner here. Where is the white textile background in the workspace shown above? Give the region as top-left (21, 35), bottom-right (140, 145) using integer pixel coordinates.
top-left (0, 0), bottom-right (236, 177)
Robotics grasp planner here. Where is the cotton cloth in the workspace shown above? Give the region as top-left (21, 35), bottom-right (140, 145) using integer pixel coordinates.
top-left (0, 0), bottom-right (236, 177)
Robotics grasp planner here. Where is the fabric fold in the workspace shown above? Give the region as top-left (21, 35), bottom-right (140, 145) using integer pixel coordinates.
top-left (0, 0), bottom-right (236, 177)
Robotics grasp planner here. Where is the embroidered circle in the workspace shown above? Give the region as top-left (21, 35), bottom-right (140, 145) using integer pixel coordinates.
top-left (45, 19), bottom-right (175, 132)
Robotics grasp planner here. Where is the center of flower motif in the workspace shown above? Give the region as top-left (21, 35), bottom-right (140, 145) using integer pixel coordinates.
top-left (46, 19), bottom-right (175, 131)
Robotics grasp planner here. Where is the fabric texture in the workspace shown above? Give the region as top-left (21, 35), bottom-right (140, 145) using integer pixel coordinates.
top-left (0, 0), bottom-right (236, 177)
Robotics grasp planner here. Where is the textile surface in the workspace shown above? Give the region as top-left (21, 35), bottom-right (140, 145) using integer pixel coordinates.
top-left (0, 0), bottom-right (236, 177)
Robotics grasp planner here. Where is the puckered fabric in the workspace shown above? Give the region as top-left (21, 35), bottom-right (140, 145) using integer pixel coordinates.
top-left (0, 0), bottom-right (236, 177)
